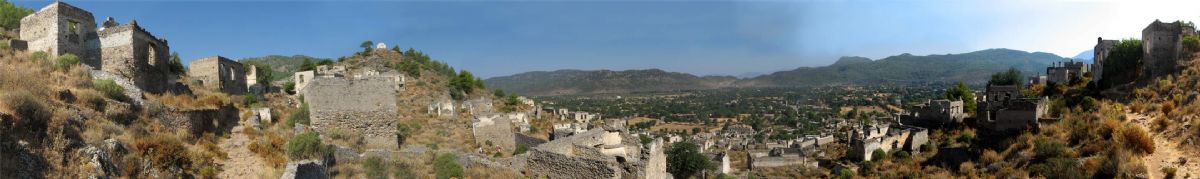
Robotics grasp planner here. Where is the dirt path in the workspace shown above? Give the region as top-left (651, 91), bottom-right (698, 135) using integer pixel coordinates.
top-left (218, 119), bottom-right (268, 178)
top-left (1127, 113), bottom-right (1200, 179)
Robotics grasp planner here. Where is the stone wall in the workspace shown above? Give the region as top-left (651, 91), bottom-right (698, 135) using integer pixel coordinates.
top-left (188, 56), bottom-right (247, 95)
top-left (156, 105), bottom-right (239, 137)
top-left (304, 76), bottom-right (399, 149)
top-left (473, 114), bottom-right (516, 151)
top-left (1093, 38), bottom-right (1118, 84)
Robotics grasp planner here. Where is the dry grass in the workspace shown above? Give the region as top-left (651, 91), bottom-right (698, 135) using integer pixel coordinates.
top-left (1120, 125), bottom-right (1155, 155)
top-left (149, 92), bottom-right (231, 109)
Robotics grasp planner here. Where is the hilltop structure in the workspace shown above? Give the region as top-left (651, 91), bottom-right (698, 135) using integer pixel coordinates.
top-left (188, 56), bottom-right (247, 94)
top-left (1092, 37), bottom-right (1118, 84)
top-left (17, 2), bottom-right (178, 93)
top-left (1142, 20), bottom-right (1197, 77)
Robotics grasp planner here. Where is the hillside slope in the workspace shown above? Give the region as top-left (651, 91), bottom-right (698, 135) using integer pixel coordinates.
top-left (484, 69), bottom-right (737, 96)
top-left (486, 48), bottom-right (1066, 96)
top-left (739, 48), bottom-right (1064, 87)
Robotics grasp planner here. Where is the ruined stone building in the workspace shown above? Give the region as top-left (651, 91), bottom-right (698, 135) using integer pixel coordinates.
top-left (901, 99), bottom-right (966, 128)
top-left (18, 2), bottom-right (177, 93)
top-left (188, 56), bottom-right (247, 94)
top-left (473, 114), bottom-right (518, 152)
top-left (1143, 20), bottom-right (1197, 77)
top-left (1045, 60), bottom-right (1090, 84)
top-left (849, 124), bottom-right (928, 161)
top-left (1092, 37), bottom-right (1118, 84)
top-left (976, 85), bottom-right (1048, 134)
top-left (303, 74), bottom-right (401, 149)
top-left (525, 127), bottom-right (669, 179)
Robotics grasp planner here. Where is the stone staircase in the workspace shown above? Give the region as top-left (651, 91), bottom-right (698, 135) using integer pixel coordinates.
top-left (90, 70), bottom-right (144, 107)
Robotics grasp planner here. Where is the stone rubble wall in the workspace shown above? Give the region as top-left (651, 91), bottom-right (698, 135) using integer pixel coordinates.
top-left (304, 76), bottom-right (399, 149)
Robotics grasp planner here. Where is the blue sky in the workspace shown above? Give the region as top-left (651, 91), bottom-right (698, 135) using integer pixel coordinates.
top-left (12, 0), bottom-right (1200, 78)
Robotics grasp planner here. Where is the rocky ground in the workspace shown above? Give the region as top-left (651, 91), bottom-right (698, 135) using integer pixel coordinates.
top-left (1128, 112), bottom-right (1200, 178)
top-left (218, 118), bottom-right (270, 178)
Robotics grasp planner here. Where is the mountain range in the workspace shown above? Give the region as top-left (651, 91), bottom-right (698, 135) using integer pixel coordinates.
top-left (485, 48), bottom-right (1071, 96)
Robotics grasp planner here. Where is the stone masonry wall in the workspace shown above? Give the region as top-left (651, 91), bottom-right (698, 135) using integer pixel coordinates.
top-left (304, 76), bottom-right (399, 149)
top-left (473, 114), bottom-right (516, 152)
top-left (19, 2), bottom-right (97, 61)
top-left (188, 56), bottom-right (247, 94)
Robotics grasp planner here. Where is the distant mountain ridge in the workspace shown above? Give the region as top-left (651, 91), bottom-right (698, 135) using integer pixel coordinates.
top-left (484, 69), bottom-right (736, 96)
top-left (486, 48), bottom-right (1067, 96)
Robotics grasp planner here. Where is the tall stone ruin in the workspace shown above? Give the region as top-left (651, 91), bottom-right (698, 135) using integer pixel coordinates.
top-left (1142, 20), bottom-right (1197, 77)
top-left (19, 2), bottom-right (177, 93)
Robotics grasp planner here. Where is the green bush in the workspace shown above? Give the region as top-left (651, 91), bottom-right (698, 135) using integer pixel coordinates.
top-left (283, 79), bottom-right (296, 95)
top-left (433, 153), bottom-right (464, 179)
top-left (513, 143), bottom-right (528, 155)
top-left (1030, 157), bottom-right (1083, 178)
top-left (286, 102), bottom-right (309, 127)
top-left (92, 79), bottom-right (125, 99)
top-left (0, 41), bottom-right (9, 50)
top-left (893, 150), bottom-right (911, 160)
top-left (1101, 39), bottom-right (1143, 88)
top-left (957, 131), bottom-right (975, 143)
top-left (1184, 35), bottom-right (1200, 53)
top-left (243, 94), bottom-right (259, 106)
top-left (837, 168), bottom-right (855, 179)
top-left (30, 51), bottom-right (48, 61)
top-left (396, 122), bottom-right (421, 145)
top-left (285, 132), bottom-right (328, 160)
top-left (55, 53), bottom-right (80, 70)
top-left (666, 141), bottom-right (714, 178)
top-left (871, 148), bottom-right (887, 161)
top-left (363, 157), bottom-right (386, 179)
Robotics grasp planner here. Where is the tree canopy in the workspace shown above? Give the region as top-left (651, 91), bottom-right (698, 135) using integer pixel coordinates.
top-left (944, 82), bottom-right (977, 115)
top-left (988, 67), bottom-right (1023, 86)
top-left (0, 0), bottom-right (32, 30)
top-left (1100, 39), bottom-right (1143, 88)
top-left (666, 141), bottom-right (714, 178)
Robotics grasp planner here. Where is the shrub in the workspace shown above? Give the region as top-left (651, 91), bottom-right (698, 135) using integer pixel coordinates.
top-left (286, 102), bottom-right (309, 127)
top-left (395, 122), bottom-right (421, 145)
top-left (1153, 116), bottom-right (1172, 131)
top-left (1030, 157), bottom-right (1084, 178)
top-left (92, 79), bottom-right (125, 99)
top-left (363, 157), bottom-right (386, 179)
top-left (243, 94), bottom-right (259, 106)
top-left (1184, 35), bottom-right (1200, 53)
top-left (0, 90), bottom-right (49, 134)
top-left (433, 153), bottom-right (464, 179)
top-left (132, 135), bottom-right (191, 170)
top-left (981, 149), bottom-right (1003, 165)
top-left (198, 165), bottom-right (219, 179)
top-left (666, 141), bottom-right (715, 178)
top-left (513, 143), bottom-right (528, 155)
top-left (55, 53), bottom-right (80, 70)
top-left (1163, 167), bottom-right (1178, 179)
top-left (30, 51), bottom-right (47, 61)
top-left (1121, 125), bottom-right (1155, 155)
top-left (837, 168), bottom-right (855, 179)
top-left (872, 148), bottom-right (887, 161)
top-left (286, 132), bottom-right (328, 160)
top-left (957, 130), bottom-right (975, 143)
top-left (893, 150), bottom-right (911, 160)
top-left (283, 80), bottom-right (296, 95)
top-left (1081, 97), bottom-right (1099, 111)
